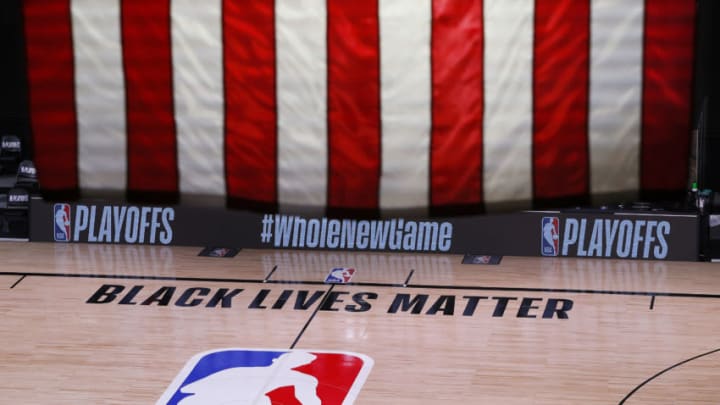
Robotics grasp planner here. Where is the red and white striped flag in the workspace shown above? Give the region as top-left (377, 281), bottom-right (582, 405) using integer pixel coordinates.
top-left (24, 0), bottom-right (695, 213)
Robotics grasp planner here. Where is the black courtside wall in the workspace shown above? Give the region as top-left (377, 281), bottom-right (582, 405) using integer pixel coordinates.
top-left (31, 198), bottom-right (699, 261)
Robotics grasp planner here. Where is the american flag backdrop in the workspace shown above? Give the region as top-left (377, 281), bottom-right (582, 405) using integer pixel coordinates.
top-left (23, 0), bottom-right (695, 213)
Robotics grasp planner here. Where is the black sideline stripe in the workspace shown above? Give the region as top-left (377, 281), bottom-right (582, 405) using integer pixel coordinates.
top-left (1, 271), bottom-right (720, 299)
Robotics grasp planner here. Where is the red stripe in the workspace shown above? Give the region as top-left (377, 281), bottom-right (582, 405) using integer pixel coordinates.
top-left (532, 0), bottom-right (590, 201)
top-left (641, 0), bottom-right (695, 191)
top-left (327, 0), bottom-right (381, 211)
top-left (23, 0), bottom-right (77, 191)
top-left (122, 0), bottom-right (178, 193)
top-left (223, 0), bottom-right (277, 204)
top-left (431, 0), bottom-right (484, 207)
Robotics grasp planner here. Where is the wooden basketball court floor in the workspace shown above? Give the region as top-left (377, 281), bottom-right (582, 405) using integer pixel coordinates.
top-left (1, 241), bottom-right (720, 404)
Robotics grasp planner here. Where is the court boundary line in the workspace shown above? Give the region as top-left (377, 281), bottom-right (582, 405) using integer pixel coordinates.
top-left (3, 271), bottom-right (720, 299)
top-left (290, 284), bottom-right (336, 349)
top-left (618, 347), bottom-right (720, 404)
top-left (263, 265), bottom-right (279, 282)
top-left (9, 275), bottom-right (26, 289)
top-left (403, 269), bottom-right (415, 287)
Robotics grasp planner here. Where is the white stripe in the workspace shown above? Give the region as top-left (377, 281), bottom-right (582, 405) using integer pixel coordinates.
top-left (71, 0), bottom-right (126, 191)
top-left (379, 0), bottom-right (431, 213)
top-left (589, 0), bottom-right (644, 196)
top-left (171, 0), bottom-right (225, 196)
top-left (483, 0), bottom-right (535, 208)
top-left (276, 0), bottom-right (328, 211)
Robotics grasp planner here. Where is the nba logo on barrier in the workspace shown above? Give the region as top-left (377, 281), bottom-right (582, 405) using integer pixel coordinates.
top-left (157, 348), bottom-right (374, 405)
top-left (541, 216), bottom-right (560, 256)
top-left (53, 203), bottom-right (72, 242)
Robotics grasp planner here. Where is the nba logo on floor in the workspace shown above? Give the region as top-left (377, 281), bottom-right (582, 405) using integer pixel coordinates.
top-left (541, 217), bottom-right (560, 256)
top-left (157, 348), bottom-right (374, 405)
top-left (53, 203), bottom-right (72, 242)
top-left (325, 267), bottom-right (355, 284)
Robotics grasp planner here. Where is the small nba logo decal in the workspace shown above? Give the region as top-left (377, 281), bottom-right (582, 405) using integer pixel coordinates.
top-left (197, 247), bottom-right (240, 258)
top-left (325, 267), bottom-right (355, 284)
top-left (541, 217), bottom-right (560, 256)
top-left (157, 348), bottom-right (374, 405)
top-left (53, 203), bottom-right (72, 242)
